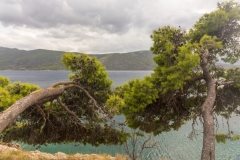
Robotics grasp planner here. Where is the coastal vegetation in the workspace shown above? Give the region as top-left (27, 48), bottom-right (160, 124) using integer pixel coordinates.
top-left (1, 1), bottom-right (240, 160)
top-left (0, 76), bottom-right (40, 112)
top-left (109, 1), bottom-right (240, 160)
top-left (0, 53), bottom-right (128, 147)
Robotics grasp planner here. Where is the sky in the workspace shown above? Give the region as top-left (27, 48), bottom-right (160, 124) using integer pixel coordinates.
top-left (0, 0), bottom-right (234, 54)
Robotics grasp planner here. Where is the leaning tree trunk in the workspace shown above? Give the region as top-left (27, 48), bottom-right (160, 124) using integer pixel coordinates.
top-left (0, 87), bottom-right (65, 133)
top-left (200, 48), bottom-right (216, 160)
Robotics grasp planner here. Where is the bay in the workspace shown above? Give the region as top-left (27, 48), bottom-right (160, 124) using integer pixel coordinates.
top-left (0, 70), bottom-right (240, 160)
top-left (0, 70), bottom-right (152, 88)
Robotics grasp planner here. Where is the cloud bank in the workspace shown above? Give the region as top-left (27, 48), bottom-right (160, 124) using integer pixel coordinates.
top-left (0, 0), bottom-right (228, 54)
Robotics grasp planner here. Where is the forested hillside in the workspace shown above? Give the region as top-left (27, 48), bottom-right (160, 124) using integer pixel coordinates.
top-left (0, 47), bottom-right (155, 70)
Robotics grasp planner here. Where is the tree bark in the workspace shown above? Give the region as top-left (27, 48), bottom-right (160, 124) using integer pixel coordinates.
top-left (0, 87), bottom-right (65, 133)
top-left (201, 79), bottom-right (216, 160)
top-left (200, 49), bottom-right (216, 160)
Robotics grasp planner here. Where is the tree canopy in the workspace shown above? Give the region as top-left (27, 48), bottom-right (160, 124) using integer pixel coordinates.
top-left (0, 76), bottom-right (40, 112)
top-left (110, 1), bottom-right (240, 159)
top-left (0, 53), bottom-right (128, 146)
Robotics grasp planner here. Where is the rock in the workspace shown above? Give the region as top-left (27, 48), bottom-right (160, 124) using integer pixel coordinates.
top-left (0, 143), bottom-right (119, 160)
top-left (0, 144), bottom-right (18, 153)
top-left (28, 150), bottom-right (56, 159)
top-left (0, 142), bottom-right (21, 149)
top-left (55, 152), bottom-right (67, 159)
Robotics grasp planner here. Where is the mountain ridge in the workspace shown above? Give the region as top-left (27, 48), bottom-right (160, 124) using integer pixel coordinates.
top-left (0, 47), bottom-right (239, 70)
top-left (0, 47), bottom-right (155, 70)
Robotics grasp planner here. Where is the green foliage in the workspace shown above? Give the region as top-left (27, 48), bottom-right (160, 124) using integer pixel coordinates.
top-left (190, 0), bottom-right (240, 64)
top-left (3, 0), bottom-right (240, 149)
top-left (214, 132), bottom-right (240, 144)
top-left (215, 132), bottom-right (228, 143)
top-left (0, 87), bottom-right (11, 111)
top-left (62, 53), bottom-right (112, 104)
top-left (3, 122), bottom-right (128, 146)
top-left (2, 53), bottom-right (128, 146)
top-left (109, 24), bottom-right (200, 135)
top-left (0, 77), bottom-right (40, 111)
top-left (112, 75), bottom-right (196, 134)
top-left (120, 77), bottom-right (159, 113)
top-left (224, 68), bottom-right (240, 88)
top-left (150, 26), bottom-right (200, 93)
top-left (215, 133), bottom-right (240, 143)
top-left (215, 68), bottom-right (240, 116)
top-left (5, 82), bottom-right (40, 108)
top-left (199, 35), bottom-right (222, 50)
top-left (6, 82), bottom-right (40, 97)
top-left (106, 94), bottom-right (125, 115)
top-left (0, 76), bottom-right (11, 111)
top-left (0, 76), bottom-right (10, 87)
top-left (230, 134), bottom-right (240, 141)
top-left (190, 10), bottom-right (228, 43)
top-left (110, 1), bottom-right (240, 137)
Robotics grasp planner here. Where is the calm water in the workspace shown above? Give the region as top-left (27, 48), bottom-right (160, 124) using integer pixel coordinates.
top-left (1, 70), bottom-right (240, 160)
top-left (0, 70), bottom-right (151, 88)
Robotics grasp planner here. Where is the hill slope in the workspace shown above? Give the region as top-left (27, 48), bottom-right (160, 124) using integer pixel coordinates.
top-left (1, 47), bottom-right (238, 70)
top-left (0, 47), bottom-right (155, 70)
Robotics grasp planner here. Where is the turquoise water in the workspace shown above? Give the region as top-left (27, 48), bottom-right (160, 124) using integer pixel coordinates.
top-left (1, 70), bottom-right (240, 160)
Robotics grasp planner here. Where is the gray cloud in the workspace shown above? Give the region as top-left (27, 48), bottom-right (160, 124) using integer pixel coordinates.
top-left (0, 0), bottom-right (235, 53)
top-left (0, 0), bottom-right (140, 33)
top-left (0, 0), bottom-right (220, 32)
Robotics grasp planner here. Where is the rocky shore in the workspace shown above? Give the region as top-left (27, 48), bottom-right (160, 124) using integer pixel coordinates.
top-left (0, 143), bottom-right (123, 160)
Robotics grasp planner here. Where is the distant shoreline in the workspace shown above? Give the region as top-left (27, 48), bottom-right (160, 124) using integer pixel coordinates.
top-left (0, 69), bottom-right (154, 71)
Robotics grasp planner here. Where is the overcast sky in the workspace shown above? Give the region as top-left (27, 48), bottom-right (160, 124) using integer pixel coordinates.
top-left (0, 0), bottom-right (233, 54)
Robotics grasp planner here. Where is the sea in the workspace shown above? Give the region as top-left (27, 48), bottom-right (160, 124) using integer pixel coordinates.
top-left (0, 70), bottom-right (240, 160)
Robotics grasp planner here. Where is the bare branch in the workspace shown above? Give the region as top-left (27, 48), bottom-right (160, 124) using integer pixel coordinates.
top-left (187, 75), bottom-right (204, 83)
top-left (226, 118), bottom-right (231, 137)
top-left (57, 97), bottom-right (81, 125)
top-left (136, 134), bottom-right (158, 158)
top-left (188, 118), bottom-right (199, 140)
top-left (216, 80), bottom-right (234, 86)
top-left (214, 113), bottom-right (219, 133)
top-left (51, 83), bottom-right (108, 118)
top-left (212, 105), bottom-right (216, 112)
top-left (70, 84), bottom-right (106, 114)
top-left (36, 105), bottom-right (46, 133)
top-left (217, 25), bottom-right (226, 41)
top-left (123, 143), bottom-right (131, 159)
top-left (123, 129), bottom-right (159, 160)
top-left (47, 100), bottom-right (53, 120)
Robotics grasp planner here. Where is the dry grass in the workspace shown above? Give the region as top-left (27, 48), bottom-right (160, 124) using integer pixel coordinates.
top-left (67, 153), bottom-right (127, 160)
top-left (0, 150), bottom-right (32, 160)
top-left (0, 146), bottom-right (127, 160)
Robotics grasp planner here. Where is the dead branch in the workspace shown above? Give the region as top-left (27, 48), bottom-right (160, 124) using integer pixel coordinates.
top-left (136, 134), bottom-right (158, 159)
top-left (36, 105), bottom-right (46, 133)
top-left (70, 84), bottom-right (106, 115)
top-left (57, 98), bottom-right (81, 125)
top-left (216, 80), bottom-right (234, 86)
top-left (123, 129), bottom-right (159, 160)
